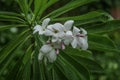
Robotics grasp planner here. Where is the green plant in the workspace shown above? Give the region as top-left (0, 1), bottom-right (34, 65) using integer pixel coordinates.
top-left (0, 0), bottom-right (120, 80)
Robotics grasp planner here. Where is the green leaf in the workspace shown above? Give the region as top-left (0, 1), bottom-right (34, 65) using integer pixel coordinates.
top-left (17, 0), bottom-right (29, 18)
top-left (32, 49), bottom-right (41, 80)
top-left (22, 44), bottom-right (33, 64)
top-left (44, 0), bottom-right (97, 18)
top-left (44, 64), bottom-right (53, 80)
top-left (88, 34), bottom-right (120, 53)
top-left (52, 11), bottom-right (112, 26)
top-left (0, 12), bottom-right (25, 23)
top-left (0, 11), bottom-right (22, 17)
top-left (0, 25), bottom-right (28, 31)
top-left (5, 55), bottom-right (24, 80)
top-left (56, 52), bottom-right (90, 80)
top-left (34, 0), bottom-right (43, 16)
top-left (15, 65), bottom-right (24, 80)
top-left (34, 0), bottom-right (48, 19)
top-left (56, 57), bottom-right (82, 80)
top-left (21, 44), bottom-right (33, 80)
top-left (63, 45), bottom-right (103, 73)
top-left (71, 55), bottom-right (104, 73)
top-left (22, 61), bottom-right (31, 80)
top-left (64, 47), bottom-right (92, 58)
top-left (87, 20), bottom-right (120, 33)
top-left (38, 0), bottom-right (59, 18)
top-left (54, 64), bottom-right (69, 80)
top-left (28, 0), bottom-right (33, 9)
top-left (0, 30), bottom-right (30, 76)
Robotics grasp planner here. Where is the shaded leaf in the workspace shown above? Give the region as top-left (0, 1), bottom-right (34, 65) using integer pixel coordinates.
top-left (88, 34), bottom-right (120, 53)
top-left (44, 0), bottom-right (97, 18)
top-left (52, 11), bottom-right (113, 26)
top-left (64, 47), bottom-right (92, 58)
top-left (87, 20), bottom-right (120, 33)
top-left (0, 25), bottom-right (28, 31)
top-left (0, 30), bottom-right (30, 76)
top-left (57, 52), bottom-right (90, 80)
top-left (72, 55), bottom-right (104, 73)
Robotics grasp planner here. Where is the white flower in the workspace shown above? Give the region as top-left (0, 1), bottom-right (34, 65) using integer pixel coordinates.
top-left (33, 18), bottom-right (50, 35)
top-left (38, 44), bottom-right (57, 63)
top-left (36, 18), bottom-right (88, 63)
top-left (64, 20), bottom-right (74, 31)
top-left (63, 20), bottom-right (74, 45)
top-left (44, 23), bottom-right (65, 43)
top-left (71, 27), bottom-right (88, 50)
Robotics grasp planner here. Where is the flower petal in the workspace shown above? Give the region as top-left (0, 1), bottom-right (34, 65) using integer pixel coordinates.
top-left (78, 37), bottom-right (88, 50)
top-left (66, 31), bottom-right (73, 36)
top-left (46, 49), bottom-right (57, 63)
top-left (73, 26), bottom-right (80, 35)
top-left (40, 44), bottom-right (52, 53)
top-left (33, 25), bottom-right (41, 34)
top-left (55, 49), bottom-right (59, 54)
top-left (33, 25), bottom-right (41, 30)
top-left (44, 29), bottom-right (54, 36)
top-left (71, 38), bottom-right (77, 48)
top-left (64, 38), bottom-right (73, 45)
top-left (52, 36), bottom-right (58, 42)
top-left (64, 20), bottom-right (74, 31)
top-left (38, 30), bottom-right (44, 35)
top-left (33, 25), bottom-right (44, 35)
top-left (64, 31), bottom-right (73, 45)
top-left (61, 42), bottom-right (65, 50)
top-left (52, 23), bottom-right (64, 31)
top-left (33, 30), bottom-right (38, 34)
top-left (64, 40), bottom-right (70, 45)
top-left (38, 52), bottom-right (44, 61)
top-left (80, 28), bottom-right (87, 35)
top-left (42, 18), bottom-right (50, 28)
top-left (47, 25), bottom-right (54, 31)
top-left (57, 32), bottom-right (65, 38)
top-left (82, 40), bottom-right (88, 50)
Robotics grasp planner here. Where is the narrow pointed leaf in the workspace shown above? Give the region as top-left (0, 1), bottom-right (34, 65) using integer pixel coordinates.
top-left (44, 0), bottom-right (97, 18)
top-left (88, 34), bottom-right (120, 53)
top-left (60, 52), bottom-right (90, 80)
top-left (87, 20), bottom-right (120, 33)
top-left (52, 11), bottom-right (113, 26)
top-left (0, 25), bottom-right (28, 31)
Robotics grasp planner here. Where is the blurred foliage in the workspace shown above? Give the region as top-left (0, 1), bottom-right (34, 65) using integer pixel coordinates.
top-left (0, 0), bottom-right (120, 80)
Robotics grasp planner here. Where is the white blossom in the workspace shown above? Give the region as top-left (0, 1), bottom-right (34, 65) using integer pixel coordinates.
top-left (63, 20), bottom-right (74, 45)
top-left (38, 44), bottom-right (57, 63)
top-left (71, 27), bottom-right (88, 50)
top-left (33, 18), bottom-right (88, 63)
top-left (45, 23), bottom-right (65, 43)
top-left (33, 18), bottom-right (50, 35)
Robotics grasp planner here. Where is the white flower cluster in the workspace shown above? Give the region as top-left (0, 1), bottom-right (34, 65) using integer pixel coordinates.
top-left (33, 18), bottom-right (88, 63)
